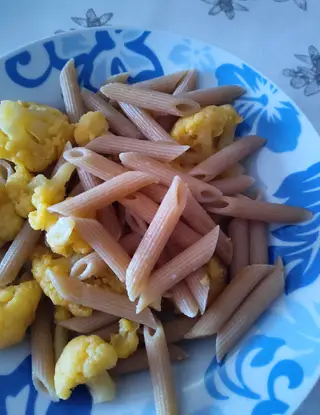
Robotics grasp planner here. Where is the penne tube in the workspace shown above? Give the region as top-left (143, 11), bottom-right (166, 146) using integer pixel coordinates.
top-left (64, 147), bottom-right (125, 181)
top-left (119, 152), bottom-right (222, 203)
top-left (91, 321), bottom-right (119, 342)
top-left (48, 171), bottom-right (157, 217)
top-left (100, 82), bottom-right (200, 116)
top-left (137, 227), bottom-right (220, 311)
top-left (181, 85), bottom-right (246, 106)
top-left (209, 175), bottom-right (255, 196)
top-left (171, 281), bottom-right (199, 318)
top-left (87, 371), bottom-right (116, 404)
top-left (103, 72), bottom-right (130, 86)
top-left (73, 218), bottom-right (131, 282)
top-left (70, 252), bottom-right (107, 280)
top-left (249, 221), bottom-right (269, 265)
top-left (54, 325), bottom-right (69, 362)
top-left (68, 182), bottom-right (83, 197)
top-left (185, 264), bottom-right (275, 339)
top-left (126, 177), bottom-right (188, 301)
top-left (185, 267), bottom-right (210, 314)
top-left (60, 59), bottom-right (85, 123)
top-left (229, 218), bottom-right (249, 279)
top-left (206, 196), bottom-right (312, 223)
top-left (77, 168), bottom-right (101, 190)
top-left (215, 259), bottom-right (284, 362)
top-left (132, 71), bottom-right (188, 93)
top-left (119, 232), bottom-right (142, 256)
top-left (31, 299), bottom-right (58, 401)
top-left (0, 159), bottom-right (14, 184)
top-left (144, 322), bottom-right (178, 415)
top-left (52, 141), bottom-right (73, 176)
top-left (189, 135), bottom-right (266, 181)
top-left (58, 311), bottom-right (119, 334)
top-left (0, 222), bottom-right (41, 287)
top-left (173, 69), bottom-right (198, 95)
top-left (81, 88), bottom-right (143, 138)
top-left (119, 103), bottom-right (176, 143)
top-left (49, 270), bottom-right (157, 328)
top-left (220, 163), bottom-right (245, 179)
top-left (87, 134), bottom-right (189, 161)
top-left (110, 344), bottom-right (187, 376)
top-left (163, 316), bottom-right (199, 343)
top-left (125, 208), bottom-right (148, 236)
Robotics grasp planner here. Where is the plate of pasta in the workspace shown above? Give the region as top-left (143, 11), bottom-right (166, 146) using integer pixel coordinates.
top-left (0, 27), bottom-right (319, 415)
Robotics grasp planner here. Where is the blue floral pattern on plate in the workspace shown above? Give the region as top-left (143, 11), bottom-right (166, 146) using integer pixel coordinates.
top-left (1, 27), bottom-right (320, 415)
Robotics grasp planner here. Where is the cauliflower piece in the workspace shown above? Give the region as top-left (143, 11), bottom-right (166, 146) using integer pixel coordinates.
top-left (54, 335), bottom-right (117, 400)
top-left (0, 101), bottom-right (74, 172)
top-left (55, 306), bottom-right (72, 322)
top-left (74, 112), bottom-right (109, 146)
top-left (31, 249), bottom-right (92, 317)
top-left (0, 182), bottom-right (23, 247)
top-left (171, 105), bottom-right (242, 164)
top-left (0, 280), bottom-right (41, 349)
top-left (206, 256), bottom-right (227, 305)
top-left (110, 319), bottom-right (140, 359)
top-left (87, 269), bottom-right (126, 294)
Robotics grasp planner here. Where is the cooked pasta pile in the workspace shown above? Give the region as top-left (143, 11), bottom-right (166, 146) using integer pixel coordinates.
top-left (0, 62), bottom-right (312, 412)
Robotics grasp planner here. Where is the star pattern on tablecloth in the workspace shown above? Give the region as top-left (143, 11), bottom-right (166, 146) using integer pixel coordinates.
top-left (201, 0), bottom-right (250, 20)
top-left (273, 0), bottom-right (307, 11)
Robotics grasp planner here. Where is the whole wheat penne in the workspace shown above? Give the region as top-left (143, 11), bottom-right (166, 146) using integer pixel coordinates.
top-left (171, 281), bottom-right (199, 318)
top-left (0, 159), bottom-right (14, 184)
top-left (87, 371), bottom-right (116, 403)
top-left (209, 175), bottom-right (255, 196)
top-left (249, 221), bottom-right (269, 264)
top-left (60, 59), bottom-right (85, 123)
top-left (64, 147), bottom-right (125, 181)
top-left (54, 325), bottom-right (69, 362)
top-left (73, 218), bottom-right (131, 282)
top-left (173, 69), bottom-right (198, 95)
top-left (229, 218), bottom-right (249, 279)
top-left (144, 322), bottom-right (178, 415)
top-left (206, 196), bottom-right (312, 223)
top-left (137, 227), bottom-right (220, 311)
top-left (185, 264), bottom-right (275, 339)
top-left (119, 232), bottom-right (143, 256)
top-left (181, 85), bottom-right (246, 106)
top-left (31, 299), bottom-right (58, 401)
top-left (163, 317), bottom-right (199, 343)
top-left (52, 141), bottom-right (73, 176)
top-left (70, 252), bottom-right (106, 280)
top-left (48, 171), bottom-right (157, 216)
top-left (49, 270), bottom-right (157, 328)
top-left (120, 152), bottom-right (222, 203)
top-left (0, 222), bottom-right (41, 286)
top-left (126, 177), bottom-right (188, 301)
top-left (77, 168), bottom-right (102, 190)
top-left (189, 135), bottom-right (266, 181)
top-left (119, 103), bottom-right (176, 143)
top-left (68, 182), bottom-right (83, 197)
top-left (100, 83), bottom-right (200, 117)
top-left (58, 311), bottom-right (119, 333)
top-left (185, 267), bottom-right (210, 314)
top-left (110, 344), bottom-right (187, 376)
top-left (81, 88), bottom-right (143, 138)
top-left (87, 134), bottom-right (188, 161)
top-left (92, 321), bottom-right (119, 342)
top-left (216, 259), bottom-right (284, 362)
top-left (125, 208), bottom-right (148, 236)
top-left (103, 72), bottom-right (130, 86)
top-left (221, 163), bottom-right (245, 178)
top-left (133, 71), bottom-right (188, 93)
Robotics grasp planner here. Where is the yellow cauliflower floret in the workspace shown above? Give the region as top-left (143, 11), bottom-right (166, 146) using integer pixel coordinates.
top-left (206, 256), bottom-right (227, 305)
top-left (0, 101), bottom-right (74, 172)
top-left (87, 269), bottom-right (126, 294)
top-left (54, 335), bottom-right (117, 400)
top-left (74, 112), bottom-right (109, 146)
top-left (31, 249), bottom-right (92, 317)
top-left (110, 319), bottom-right (139, 359)
top-left (0, 280), bottom-right (42, 349)
top-left (55, 306), bottom-right (72, 322)
top-left (5, 164), bottom-right (34, 217)
top-left (0, 183), bottom-right (23, 247)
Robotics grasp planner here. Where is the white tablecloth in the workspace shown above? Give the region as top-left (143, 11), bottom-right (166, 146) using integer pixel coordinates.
top-left (0, 1), bottom-right (319, 413)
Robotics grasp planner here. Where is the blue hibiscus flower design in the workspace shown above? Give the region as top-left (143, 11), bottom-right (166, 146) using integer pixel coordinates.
top-left (215, 63), bottom-right (302, 153)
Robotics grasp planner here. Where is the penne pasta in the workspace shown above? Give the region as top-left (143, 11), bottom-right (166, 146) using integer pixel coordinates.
top-left (70, 252), bottom-right (107, 280)
top-left (171, 281), bottom-right (199, 318)
top-left (31, 299), bottom-right (58, 401)
top-left (249, 221), bottom-right (269, 265)
top-left (103, 72), bottom-right (130, 86)
top-left (215, 259), bottom-right (284, 362)
top-left (87, 134), bottom-right (189, 162)
top-left (119, 152), bottom-right (222, 203)
top-left (144, 322), bottom-right (178, 415)
top-left (185, 264), bottom-right (275, 339)
top-left (137, 226), bottom-right (220, 312)
top-left (77, 168), bottom-right (101, 190)
top-left (209, 175), bottom-right (255, 196)
top-left (206, 196), bottom-right (312, 223)
top-left (54, 325), bottom-right (69, 362)
top-left (60, 59), bottom-right (85, 123)
top-left (49, 270), bottom-right (157, 328)
top-left (52, 141), bottom-right (73, 176)
top-left (92, 321), bottom-right (119, 342)
top-left (110, 344), bottom-right (187, 376)
top-left (119, 232), bottom-right (143, 256)
top-left (119, 103), bottom-right (177, 143)
top-left (220, 163), bottom-right (245, 178)
top-left (72, 218), bottom-right (131, 282)
top-left (133, 71), bottom-right (188, 93)
top-left (181, 85), bottom-right (246, 106)
top-left (189, 135), bottom-right (266, 181)
top-left (185, 267), bottom-right (210, 315)
top-left (81, 88), bottom-right (143, 138)
top-left (126, 176), bottom-right (188, 301)
top-left (163, 316), bottom-right (200, 343)
top-left (229, 218), bottom-right (249, 279)
top-left (125, 208), bottom-right (148, 236)
top-left (87, 371), bottom-right (116, 404)
top-left (173, 69), bottom-right (198, 95)
top-left (100, 83), bottom-right (200, 117)
top-left (58, 311), bottom-right (119, 334)
top-left (48, 171), bottom-right (157, 217)
top-left (0, 222), bottom-right (41, 287)
top-left (0, 159), bottom-right (14, 184)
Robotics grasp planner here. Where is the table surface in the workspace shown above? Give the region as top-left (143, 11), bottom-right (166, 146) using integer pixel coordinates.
top-left (0, 1), bottom-right (319, 413)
